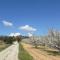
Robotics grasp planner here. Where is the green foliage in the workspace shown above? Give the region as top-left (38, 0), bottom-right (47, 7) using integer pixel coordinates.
top-left (0, 36), bottom-right (19, 44)
top-left (3, 36), bottom-right (14, 44)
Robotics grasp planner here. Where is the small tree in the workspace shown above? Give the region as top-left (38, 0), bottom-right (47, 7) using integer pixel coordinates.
top-left (15, 36), bottom-right (22, 43)
top-left (31, 36), bottom-right (39, 48)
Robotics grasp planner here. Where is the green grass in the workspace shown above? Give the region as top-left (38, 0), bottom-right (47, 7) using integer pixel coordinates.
top-left (18, 43), bottom-right (33, 60)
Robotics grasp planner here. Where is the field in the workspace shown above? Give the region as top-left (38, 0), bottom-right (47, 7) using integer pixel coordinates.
top-left (0, 41), bottom-right (10, 51)
top-left (18, 42), bottom-right (33, 60)
top-left (36, 46), bottom-right (60, 56)
top-left (21, 41), bottom-right (60, 60)
top-left (0, 38), bottom-right (60, 60)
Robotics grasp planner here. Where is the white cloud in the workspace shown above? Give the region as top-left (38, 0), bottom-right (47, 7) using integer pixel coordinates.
top-left (19, 25), bottom-right (37, 32)
top-left (27, 33), bottom-right (33, 37)
top-left (9, 32), bottom-right (20, 36)
top-left (2, 20), bottom-right (13, 27)
top-left (14, 33), bottom-right (20, 36)
top-left (9, 33), bottom-right (14, 36)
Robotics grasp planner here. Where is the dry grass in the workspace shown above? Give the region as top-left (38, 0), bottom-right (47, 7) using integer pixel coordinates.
top-left (36, 46), bottom-right (60, 56)
top-left (0, 42), bottom-right (10, 51)
top-left (22, 43), bottom-right (60, 60)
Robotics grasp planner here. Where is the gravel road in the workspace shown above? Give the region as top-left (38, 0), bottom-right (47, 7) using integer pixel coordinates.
top-left (0, 41), bottom-right (19, 60)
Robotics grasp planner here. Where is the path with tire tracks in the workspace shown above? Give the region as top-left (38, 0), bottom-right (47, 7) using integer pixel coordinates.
top-left (22, 43), bottom-right (60, 60)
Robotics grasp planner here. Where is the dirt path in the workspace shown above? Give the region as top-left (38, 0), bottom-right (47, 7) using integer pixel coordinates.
top-left (0, 41), bottom-right (19, 60)
top-left (22, 43), bottom-right (60, 60)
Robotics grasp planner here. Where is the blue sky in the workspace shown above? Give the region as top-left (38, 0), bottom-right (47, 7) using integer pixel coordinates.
top-left (0, 0), bottom-right (60, 36)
